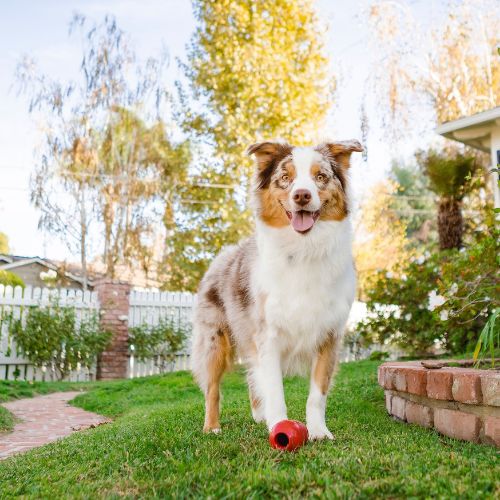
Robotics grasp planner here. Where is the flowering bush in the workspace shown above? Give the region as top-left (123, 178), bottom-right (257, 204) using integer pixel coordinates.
top-left (434, 225), bottom-right (499, 353)
top-left (357, 224), bottom-right (498, 355)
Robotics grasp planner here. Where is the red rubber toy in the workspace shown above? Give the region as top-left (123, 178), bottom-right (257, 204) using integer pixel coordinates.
top-left (269, 420), bottom-right (308, 451)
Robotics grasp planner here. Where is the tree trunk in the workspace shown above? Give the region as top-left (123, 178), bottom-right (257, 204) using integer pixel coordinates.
top-left (437, 197), bottom-right (463, 250)
top-left (79, 187), bottom-right (88, 291)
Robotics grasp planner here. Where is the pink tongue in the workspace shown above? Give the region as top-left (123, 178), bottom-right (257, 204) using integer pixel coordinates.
top-left (291, 211), bottom-right (315, 232)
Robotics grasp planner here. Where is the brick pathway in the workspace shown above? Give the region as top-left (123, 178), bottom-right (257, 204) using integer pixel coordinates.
top-left (0, 392), bottom-right (111, 460)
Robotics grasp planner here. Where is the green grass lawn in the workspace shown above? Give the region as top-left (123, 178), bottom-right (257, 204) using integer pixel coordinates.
top-left (0, 361), bottom-right (498, 498)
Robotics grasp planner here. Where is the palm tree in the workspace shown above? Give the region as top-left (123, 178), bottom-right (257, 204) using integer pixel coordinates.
top-left (419, 150), bottom-right (476, 250)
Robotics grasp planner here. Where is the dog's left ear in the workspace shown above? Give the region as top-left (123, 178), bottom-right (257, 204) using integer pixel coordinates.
top-left (319, 140), bottom-right (363, 169)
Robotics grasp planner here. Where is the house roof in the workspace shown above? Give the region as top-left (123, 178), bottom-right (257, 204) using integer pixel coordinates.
top-left (0, 254), bottom-right (93, 287)
top-left (436, 106), bottom-right (500, 152)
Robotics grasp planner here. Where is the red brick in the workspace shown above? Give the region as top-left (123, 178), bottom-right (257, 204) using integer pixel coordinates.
top-left (393, 369), bottom-right (407, 392)
top-left (391, 396), bottom-right (406, 421)
top-left (434, 408), bottom-right (480, 443)
top-left (405, 401), bottom-right (433, 428)
top-left (380, 367), bottom-right (395, 390)
top-left (95, 279), bottom-right (131, 380)
top-left (452, 371), bottom-right (482, 404)
top-left (480, 374), bottom-right (500, 407)
top-left (427, 370), bottom-right (454, 400)
top-left (483, 416), bottom-right (500, 447)
top-left (385, 392), bottom-right (392, 413)
top-left (406, 368), bottom-right (427, 396)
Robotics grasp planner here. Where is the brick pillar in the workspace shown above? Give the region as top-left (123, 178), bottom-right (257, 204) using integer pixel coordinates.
top-left (95, 279), bottom-right (131, 380)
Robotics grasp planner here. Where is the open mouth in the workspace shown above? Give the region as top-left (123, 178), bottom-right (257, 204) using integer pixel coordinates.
top-left (285, 209), bottom-right (320, 234)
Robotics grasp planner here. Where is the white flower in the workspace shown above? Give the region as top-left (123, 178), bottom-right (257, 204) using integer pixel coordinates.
top-left (449, 283), bottom-right (458, 295)
top-left (401, 274), bottom-right (407, 281)
top-left (439, 309), bottom-right (449, 321)
top-left (386, 271), bottom-right (394, 279)
top-left (405, 313), bottom-right (412, 321)
top-left (40, 269), bottom-right (57, 281)
top-left (428, 290), bottom-right (446, 311)
top-left (416, 255), bottom-right (425, 265)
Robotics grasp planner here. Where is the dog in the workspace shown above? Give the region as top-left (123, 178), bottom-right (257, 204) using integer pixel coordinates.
top-left (191, 139), bottom-right (363, 439)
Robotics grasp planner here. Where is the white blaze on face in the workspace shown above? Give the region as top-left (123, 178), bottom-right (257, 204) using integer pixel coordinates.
top-left (290, 147), bottom-right (322, 210)
top-left (287, 147), bottom-right (322, 233)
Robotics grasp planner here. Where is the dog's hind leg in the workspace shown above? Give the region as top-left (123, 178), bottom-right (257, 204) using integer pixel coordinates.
top-left (191, 317), bottom-right (231, 433)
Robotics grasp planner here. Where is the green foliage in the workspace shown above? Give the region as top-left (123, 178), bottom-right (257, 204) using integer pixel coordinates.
top-left (357, 224), bottom-right (498, 356)
top-left (389, 161), bottom-right (435, 243)
top-left (5, 304), bottom-right (112, 380)
top-left (357, 253), bottom-right (442, 355)
top-left (418, 150), bottom-right (476, 200)
top-left (435, 225), bottom-right (499, 353)
top-left (0, 270), bottom-right (25, 288)
top-left (129, 317), bottom-right (187, 372)
top-left (473, 310), bottom-right (499, 368)
top-left (368, 350), bottom-right (390, 361)
top-left (0, 232), bottom-right (9, 253)
top-left (171, 0), bottom-right (334, 290)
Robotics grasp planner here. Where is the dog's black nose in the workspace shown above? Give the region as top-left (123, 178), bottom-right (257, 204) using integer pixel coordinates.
top-left (293, 189), bottom-right (312, 206)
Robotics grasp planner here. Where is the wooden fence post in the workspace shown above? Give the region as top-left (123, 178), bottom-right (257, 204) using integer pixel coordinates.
top-left (95, 279), bottom-right (131, 380)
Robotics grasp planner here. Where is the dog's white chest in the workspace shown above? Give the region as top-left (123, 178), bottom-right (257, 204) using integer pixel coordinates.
top-left (254, 221), bottom-right (356, 357)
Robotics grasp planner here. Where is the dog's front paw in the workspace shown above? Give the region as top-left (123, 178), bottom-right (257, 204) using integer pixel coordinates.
top-left (203, 425), bottom-right (221, 434)
top-left (251, 405), bottom-right (266, 424)
top-left (307, 423), bottom-right (334, 441)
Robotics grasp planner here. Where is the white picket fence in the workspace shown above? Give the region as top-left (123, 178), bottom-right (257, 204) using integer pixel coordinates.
top-left (128, 290), bottom-right (195, 378)
top-left (0, 285), bottom-right (99, 381)
top-left (0, 283), bottom-right (381, 382)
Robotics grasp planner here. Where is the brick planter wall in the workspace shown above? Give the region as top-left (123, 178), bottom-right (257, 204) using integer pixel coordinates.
top-left (95, 280), bottom-right (131, 380)
top-left (378, 361), bottom-right (500, 447)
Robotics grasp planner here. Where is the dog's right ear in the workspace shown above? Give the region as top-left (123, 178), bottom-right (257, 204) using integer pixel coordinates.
top-left (247, 141), bottom-right (292, 171)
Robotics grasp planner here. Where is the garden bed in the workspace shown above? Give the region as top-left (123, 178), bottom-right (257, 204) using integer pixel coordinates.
top-left (378, 361), bottom-right (500, 447)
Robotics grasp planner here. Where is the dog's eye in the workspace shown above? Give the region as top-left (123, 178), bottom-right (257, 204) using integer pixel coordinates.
top-left (316, 173), bottom-right (327, 182)
top-left (281, 174), bottom-right (289, 182)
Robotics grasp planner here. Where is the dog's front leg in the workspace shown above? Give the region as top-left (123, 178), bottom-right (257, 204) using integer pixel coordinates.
top-left (254, 332), bottom-right (287, 430)
top-left (306, 334), bottom-right (339, 440)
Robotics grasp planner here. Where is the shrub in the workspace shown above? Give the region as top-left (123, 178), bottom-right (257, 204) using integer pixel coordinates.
top-left (357, 224), bottom-right (498, 356)
top-left (0, 270), bottom-right (25, 288)
top-left (129, 317), bottom-right (187, 373)
top-left (356, 253), bottom-right (442, 355)
top-left (5, 303), bottom-right (111, 380)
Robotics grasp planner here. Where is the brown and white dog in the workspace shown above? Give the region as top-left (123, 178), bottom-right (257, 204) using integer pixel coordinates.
top-left (191, 139), bottom-right (363, 439)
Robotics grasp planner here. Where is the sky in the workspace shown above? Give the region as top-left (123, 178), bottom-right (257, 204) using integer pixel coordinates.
top-left (0, 0), bottom-right (442, 262)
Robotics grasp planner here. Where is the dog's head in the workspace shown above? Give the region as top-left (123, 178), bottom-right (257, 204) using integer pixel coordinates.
top-left (248, 140), bottom-right (363, 234)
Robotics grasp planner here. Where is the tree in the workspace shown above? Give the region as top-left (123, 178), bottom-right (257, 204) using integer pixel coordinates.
top-left (96, 106), bottom-right (190, 278)
top-left (354, 181), bottom-right (412, 297)
top-left (389, 161), bottom-right (436, 246)
top-left (171, 0), bottom-right (334, 290)
top-left (366, 0), bottom-right (500, 143)
top-left (0, 232), bottom-right (8, 254)
top-left (18, 15), bottom-right (189, 285)
top-left (418, 150), bottom-right (476, 250)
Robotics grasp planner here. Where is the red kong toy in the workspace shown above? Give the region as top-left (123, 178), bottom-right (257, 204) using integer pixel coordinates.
top-left (269, 420), bottom-right (308, 451)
